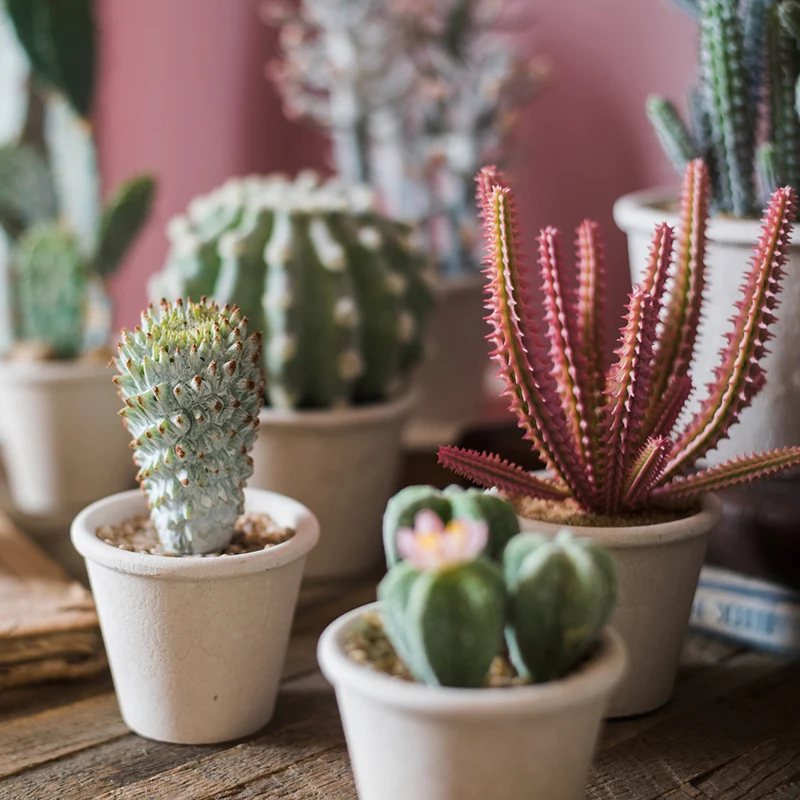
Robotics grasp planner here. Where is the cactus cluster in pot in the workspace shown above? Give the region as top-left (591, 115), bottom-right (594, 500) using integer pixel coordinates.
top-left (378, 487), bottom-right (617, 687)
top-left (647, 0), bottom-right (800, 217)
top-left (149, 173), bottom-right (434, 410)
top-left (114, 298), bottom-right (265, 555)
top-left (0, 0), bottom-right (154, 359)
top-left (439, 159), bottom-right (800, 512)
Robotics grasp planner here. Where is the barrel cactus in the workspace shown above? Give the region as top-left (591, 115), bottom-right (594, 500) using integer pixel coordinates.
top-left (383, 484), bottom-right (520, 567)
top-left (377, 490), bottom-right (618, 688)
top-left (503, 531), bottom-right (617, 682)
top-left (114, 298), bottom-right (265, 555)
top-left (149, 172), bottom-right (435, 410)
top-left (648, 0), bottom-right (800, 216)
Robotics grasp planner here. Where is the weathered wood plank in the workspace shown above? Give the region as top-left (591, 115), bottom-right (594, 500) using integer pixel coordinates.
top-left (587, 664), bottom-right (800, 800)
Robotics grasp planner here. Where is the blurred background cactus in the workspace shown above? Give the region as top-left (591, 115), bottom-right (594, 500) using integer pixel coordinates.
top-left (265, 0), bottom-right (544, 275)
top-left (149, 172), bottom-right (434, 410)
top-left (647, 0), bottom-right (800, 217)
top-left (377, 497), bottom-right (617, 687)
top-left (0, 0), bottom-right (155, 359)
top-left (115, 299), bottom-right (266, 555)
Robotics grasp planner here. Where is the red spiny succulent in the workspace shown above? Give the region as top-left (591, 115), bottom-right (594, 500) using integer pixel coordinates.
top-left (439, 159), bottom-right (800, 515)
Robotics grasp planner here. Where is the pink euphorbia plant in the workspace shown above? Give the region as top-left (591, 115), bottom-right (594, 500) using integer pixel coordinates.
top-left (439, 159), bottom-right (800, 515)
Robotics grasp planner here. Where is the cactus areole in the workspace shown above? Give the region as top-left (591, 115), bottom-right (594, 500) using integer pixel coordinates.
top-left (438, 160), bottom-right (800, 517)
top-left (114, 299), bottom-right (265, 555)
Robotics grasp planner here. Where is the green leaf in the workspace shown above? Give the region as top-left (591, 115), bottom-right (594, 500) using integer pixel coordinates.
top-left (4, 0), bottom-right (95, 118)
top-left (93, 174), bottom-right (155, 277)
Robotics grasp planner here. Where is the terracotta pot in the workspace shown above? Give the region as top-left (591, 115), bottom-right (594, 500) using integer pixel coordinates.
top-left (614, 187), bottom-right (800, 464)
top-left (251, 392), bottom-right (413, 579)
top-left (0, 359), bottom-right (134, 517)
top-left (517, 494), bottom-right (721, 717)
top-left (71, 488), bottom-right (319, 744)
top-left (404, 274), bottom-right (487, 449)
top-left (318, 602), bottom-right (626, 800)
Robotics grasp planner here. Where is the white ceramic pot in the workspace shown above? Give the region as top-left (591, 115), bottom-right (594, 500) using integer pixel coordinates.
top-left (319, 603), bottom-right (626, 800)
top-left (71, 487), bottom-right (319, 744)
top-left (404, 274), bottom-right (487, 449)
top-left (0, 359), bottom-right (134, 517)
top-left (518, 495), bottom-right (721, 717)
top-left (614, 187), bottom-right (800, 464)
top-left (251, 393), bottom-right (413, 579)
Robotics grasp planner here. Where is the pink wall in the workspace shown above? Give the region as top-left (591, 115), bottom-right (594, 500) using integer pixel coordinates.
top-left (96, 0), bottom-right (697, 331)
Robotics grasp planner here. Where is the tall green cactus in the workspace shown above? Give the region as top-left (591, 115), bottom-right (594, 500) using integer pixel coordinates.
top-left (377, 491), bottom-right (618, 688)
top-left (114, 299), bottom-right (266, 555)
top-left (0, 0), bottom-right (155, 358)
top-left (649, 0), bottom-right (800, 215)
top-left (149, 173), bottom-right (435, 410)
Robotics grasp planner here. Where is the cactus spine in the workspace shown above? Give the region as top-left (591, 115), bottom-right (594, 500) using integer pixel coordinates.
top-left (378, 497), bottom-right (618, 687)
top-left (150, 173), bottom-right (434, 410)
top-left (114, 299), bottom-right (265, 555)
top-left (649, 0), bottom-right (800, 214)
top-left (503, 531), bottom-right (617, 682)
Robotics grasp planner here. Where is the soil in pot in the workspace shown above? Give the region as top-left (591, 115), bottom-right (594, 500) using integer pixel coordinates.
top-left (511, 495), bottom-right (698, 528)
top-left (97, 513), bottom-right (295, 556)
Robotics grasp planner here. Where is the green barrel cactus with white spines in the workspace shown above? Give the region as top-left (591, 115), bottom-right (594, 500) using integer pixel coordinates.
top-left (148, 173), bottom-right (435, 410)
top-left (503, 531), bottom-right (618, 683)
top-left (382, 484), bottom-right (520, 568)
top-left (114, 298), bottom-right (265, 555)
top-left (378, 509), bottom-right (507, 688)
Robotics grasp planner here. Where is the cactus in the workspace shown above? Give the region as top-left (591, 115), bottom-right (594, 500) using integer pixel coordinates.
top-left (648, 0), bottom-right (800, 215)
top-left (0, 0), bottom-right (155, 359)
top-left (437, 161), bottom-right (800, 513)
top-left (378, 509), bottom-right (507, 687)
top-left (503, 531), bottom-right (617, 682)
top-left (149, 173), bottom-right (434, 410)
top-left (266, 0), bottom-right (542, 274)
top-left (383, 484), bottom-right (520, 567)
top-left (114, 298), bottom-right (265, 555)
top-left (377, 498), bottom-right (617, 687)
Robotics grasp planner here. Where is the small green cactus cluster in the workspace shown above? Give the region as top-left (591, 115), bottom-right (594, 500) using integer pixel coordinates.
top-left (378, 488), bottom-right (617, 687)
top-left (0, 0), bottom-right (155, 358)
top-left (648, 0), bottom-right (800, 216)
top-left (149, 173), bottom-right (435, 410)
top-left (114, 298), bottom-right (265, 555)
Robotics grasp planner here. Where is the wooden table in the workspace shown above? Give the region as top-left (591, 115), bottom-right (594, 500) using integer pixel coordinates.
top-left (0, 575), bottom-right (797, 799)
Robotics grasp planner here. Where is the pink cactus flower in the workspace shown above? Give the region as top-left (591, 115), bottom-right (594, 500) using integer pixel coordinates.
top-left (396, 510), bottom-right (488, 571)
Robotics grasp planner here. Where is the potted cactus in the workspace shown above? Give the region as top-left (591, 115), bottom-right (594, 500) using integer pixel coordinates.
top-left (615, 0), bottom-right (800, 462)
top-left (71, 299), bottom-right (319, 744)
top-left (318, 490), bottom-right (626, 800)
top-left (147, 173), bottom-right (433, 578)
top-left (0, 0), bottom-right (155, 519)
top-left (437, 160), bottom-right (800, 716)
top-left (267, 0), bottom-right (542, 445)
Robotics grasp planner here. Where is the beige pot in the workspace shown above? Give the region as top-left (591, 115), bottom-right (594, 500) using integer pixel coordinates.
top-left (71, 488), bottom-right (319, 744)
top-left (0, 359), bottom-right (134, 518)
top-left (614, 187), bottom-right (800, 464)
top-left (318, 602), bottom-right (626, 800)
top-left (518, 495), bottom-right (721, 717)
top-left (404, 274), bottom-right (487, 449)
top-left (251, 393), bottom-right (414, 579)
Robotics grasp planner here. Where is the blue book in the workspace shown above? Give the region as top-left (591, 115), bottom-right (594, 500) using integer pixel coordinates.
top-left (690, 565), bottom-right (800, 657)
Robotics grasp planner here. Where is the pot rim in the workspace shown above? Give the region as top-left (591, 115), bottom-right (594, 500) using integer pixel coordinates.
top-left (317, 602), bottom-right (627, 717)
top-left (71, 487), bottom-right (319, 579)
top-left (613, 185), bottom-right (800, 246)
top-left (0, 358), bottom-right (115, 385)
top-left (514, 490), bottom-right (721, 549)
top-left (259, 389), bottom-right (417, 429)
